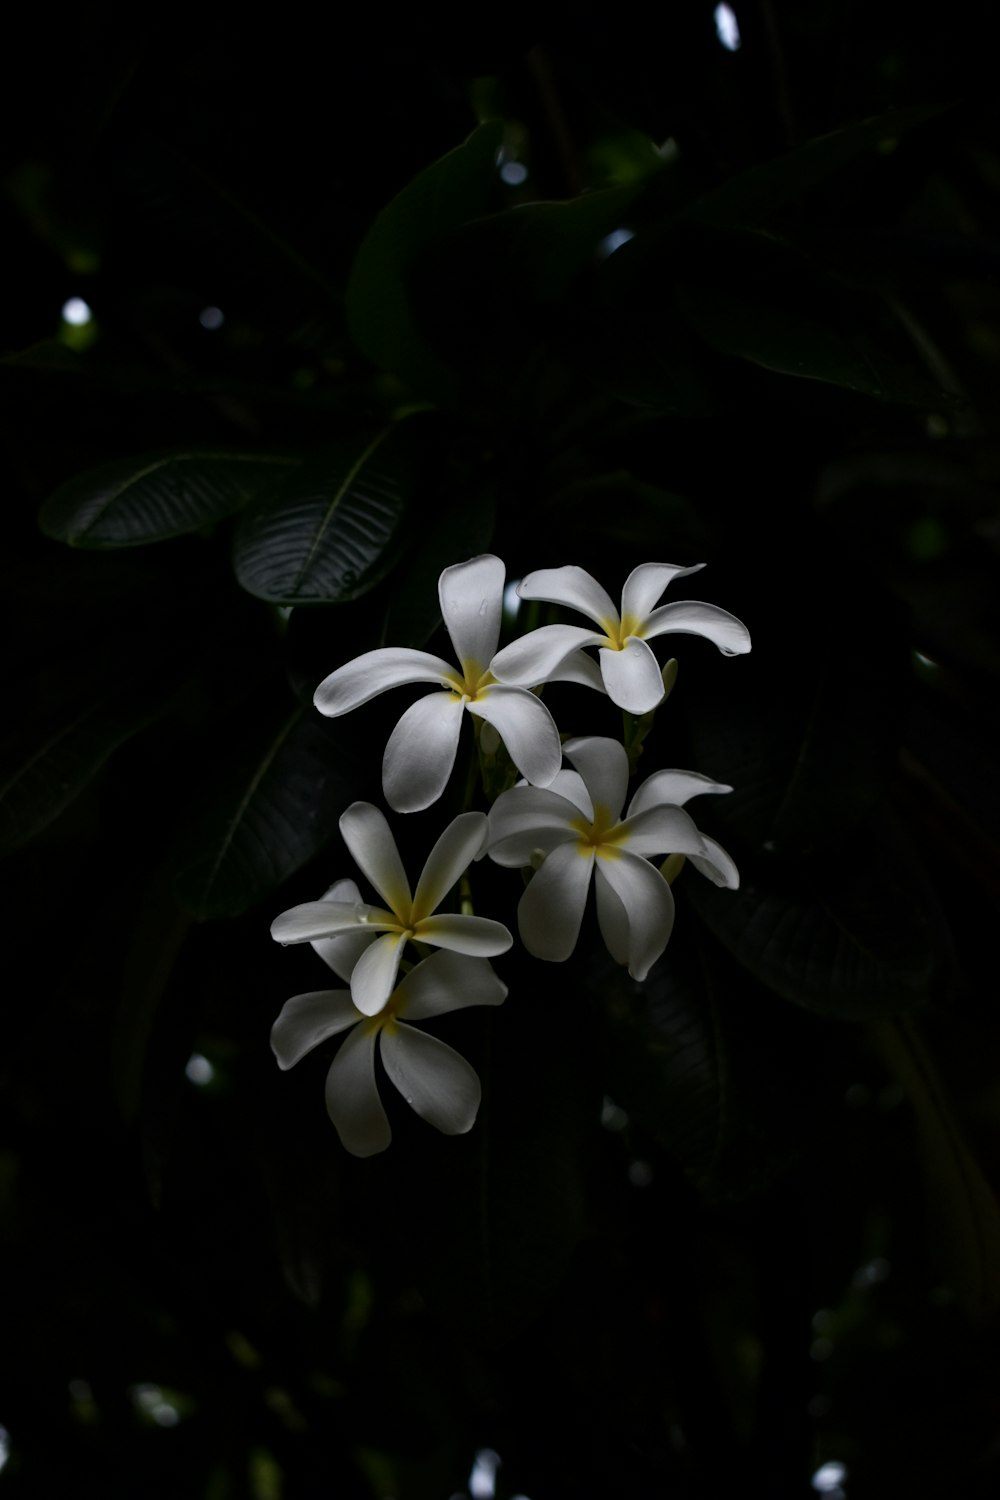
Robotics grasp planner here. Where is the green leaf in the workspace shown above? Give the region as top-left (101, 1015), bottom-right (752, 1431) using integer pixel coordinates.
top-left (679, 561), bottom-right (911, 859)
top-left (0, 691), bottom-right (165, 854)
top-left (370, 962), bottom-right (595, 1343)
top-left (601, 933), bottom-right (832, 1200)
top-left (39, 450), bottom-right (300, 548)
top-left (345, 120), bottom-right (504, 399)
top-left (873, 1017), bottom-right (1000, 1317)
top-left (381, 487), bottom-right (497, 648)
top-left (173, 708), bottom-right (358, 920)
top-left (684, 809), bottom-right (954, 1020)
top-left (402, 185), bottom-right (645, 391)
top-left (684, 104), bottom-right (949, 229)
top-left (232, 418), bottom-right (431, 605)
top-left (674, 229), bottom-right (954, 403)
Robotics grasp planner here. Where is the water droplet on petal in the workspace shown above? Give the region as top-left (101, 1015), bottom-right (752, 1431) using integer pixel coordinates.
top-left (478, 597), bottom-right (488, 616)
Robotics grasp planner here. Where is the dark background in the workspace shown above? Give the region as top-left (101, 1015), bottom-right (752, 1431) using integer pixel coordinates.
top-left (3, 8), bottom-right (1000, 1497)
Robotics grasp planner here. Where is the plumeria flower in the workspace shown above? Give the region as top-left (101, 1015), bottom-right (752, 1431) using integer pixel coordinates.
top-left (490, 562), bottom-right (751, 715)
top-left (487, 736), bottom-right (738, 981)
top-left (271, 802), bottom-right (512, 1016)
top-left (272, 948), bottom-right (507, 1157)
top-left (313, 554), bottom-right (563, 812)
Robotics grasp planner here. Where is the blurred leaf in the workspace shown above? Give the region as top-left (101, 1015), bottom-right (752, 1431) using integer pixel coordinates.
top-left (382, 486), bottom-right (497, 648)
top-left (0, 689), bottom-right (166, 854)
top-left (233, 417), bottom-right (433, 605)
top-left (404, 186), bottom-right (643, 390)
top-left (585, 115), bottom-right (667, 187)
top-left (173, 707), bottom-right (358, 920)
top-left (685, 104), bottom-right (949, 229)
top-left (874, 1017), bottom-right (1000, 1317)
top-left (119, 133), bottom-right (342, 345)
top-left (39, 451), bottom-right (300, 548)
top-left (375, 969), bottom-right (596, 1344)
top-left (601, 932), bottom-right (832, 1200)
top-left (680, 562), bottom-right (911, 858)
top-left (685, 808), bottom-right (954, 1020)
top-left (674, 229), bottom-right (955, 403)
top-left (346, 120), bottom-right (504, 399)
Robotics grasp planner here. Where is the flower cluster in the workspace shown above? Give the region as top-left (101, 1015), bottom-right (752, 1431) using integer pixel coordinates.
top-left (271, 555), bottom-right (748, 1155)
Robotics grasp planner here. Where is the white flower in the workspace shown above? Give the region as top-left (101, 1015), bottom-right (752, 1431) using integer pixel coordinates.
top-left (271, 947), bottom-right (507, 1157)
top-left (490, 562), bottom-right (751, 715)
top-left (271, 802), bottom-right (512, 1016)
top-left (487, 736), bottom-right (738, 980)
top-left (313, 554), bottom-right (563, 812)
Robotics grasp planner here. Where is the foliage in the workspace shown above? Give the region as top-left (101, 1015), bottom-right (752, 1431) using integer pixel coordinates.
top-left (4, 11), bottom-right (1000, 1498)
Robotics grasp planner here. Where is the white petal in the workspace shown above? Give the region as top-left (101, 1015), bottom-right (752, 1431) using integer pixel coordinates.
top-left (314, 647), bottom-right (460, 715)
top-left (271, 900), bottom-right (396, 945)
top-left (596, 851), bottom-right (675, 981)
top-left (349, 930), bottom-right (408, 1017)
top-left (689, 833), bottom-right (740, 889)
top-left (627, 769), bottom-right (733, 817)
top-left (311, 927), bottom-right (378, 982)
top-left (563, 736), bottom-right (630, 822)
top-left (382, 692), bottom-right (464, 813)
top-left (271, 990), bottom-right (359, 1069)
top-left (311, 879), bottom-right (375, 979)
top-left (517, 840), bottom-right (595, 962)
top-left (544, 650), bottom-right (607, 693)
top-left (416, 913), bottom-right (513, 956)
top-left (517, 565), bottom-right (619, 628)
top-left (319, 878), bottom-right (363, 903)
top-left (490, 623), bottom-right (607, 687)
top-left (642, 600), bottom-right (751, 656)
top-left (339, 802), bottom-right (411, 914)
top-left (411, 811), bottom-right (489, 923)
top-left (547, 769), bottom-right (594, 818)
top-left (438, 554), bottom-right (504, 678)
top-left (594, 872), bottom-right (630, 966)
top-left (324, 1025), bottom-right (391, 1157)
top-left (381, 1023), bottom-right (482, 1136)
top-left (487, 785), bottom-right (578, 867)
top-left (598, 638), bottom-right (666, 713)
top-left (618, 804), bottom-right (710, 858)
top-left (468, 686), bottom-right (562, 787)
top-left (620, 562), bottom-right (704, 622)
top-left (398, 951), bottom-right (507, 1020)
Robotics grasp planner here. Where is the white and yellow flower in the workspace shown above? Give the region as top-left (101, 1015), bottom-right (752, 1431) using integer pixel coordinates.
top-left (486, 736), bottom-right (738, 980)
top-left (313, 554), bottom-right (562, 812)
top-left (271, 802), bottom-right (511, 1016)
top-left (271, 946), bottom-right (506, 1157)
top-left (490, 562), bottom-right (751, 715)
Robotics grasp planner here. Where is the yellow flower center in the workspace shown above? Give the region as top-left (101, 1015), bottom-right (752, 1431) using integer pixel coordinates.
top-left (599, 614), bottom-right (643, 650)
top-left (570, 803), bottom-right (626, 860)
top-left (446, 660), bottom-right (496, 704)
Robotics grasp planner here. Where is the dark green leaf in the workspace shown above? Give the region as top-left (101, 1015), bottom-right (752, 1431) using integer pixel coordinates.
top-left (345, 121), bottom-right (504, 399)
top-left (601, 933), bottom-right (832, 1200)
top-left (684, 809), bottom-right (954, 1020)
top-left (375, 966), bottom-right (596, 1343)
top-left (40, 450), bottom-right (300, 548)
top-left (679, 558), bottom-right (911, 858)
top-left (873, 1017), bottom-right (1000, 1317)
top-left (674, 230), bottom-right (954, 403)
top-left (684, 104), bottom-right (949, 229)
top-left (0, 691), bottom-right (165, 854)
top-left (232, 418), bottom-right (431, 605)
top-left (382, 487), bottom-right (497, 648)
top-left (173, 708), bottom-right (358, 920)
top-left (403, 186), bottom-right (644, 390)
